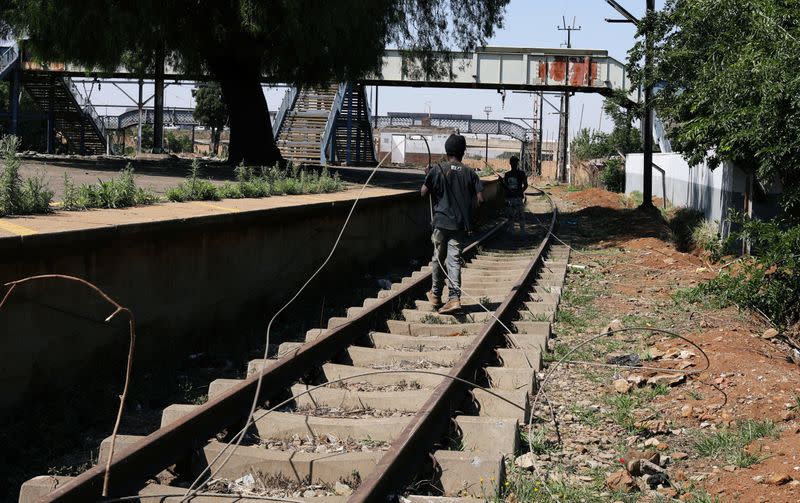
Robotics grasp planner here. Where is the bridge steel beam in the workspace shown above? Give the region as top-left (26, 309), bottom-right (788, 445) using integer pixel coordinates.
top-left (365, 47), bottom-right (636, 102)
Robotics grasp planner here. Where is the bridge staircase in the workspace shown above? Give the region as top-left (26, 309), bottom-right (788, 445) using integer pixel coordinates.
top-left (274, 85), bottom-right (337, 165)
top-left (329, 82), bottom-right (377, 166)
top-left (21, 72), bottom-right (108, 154)
top-left (273, 82), bottom-right (376, 166)
top-left (0, 43), bottom-right (108, 154)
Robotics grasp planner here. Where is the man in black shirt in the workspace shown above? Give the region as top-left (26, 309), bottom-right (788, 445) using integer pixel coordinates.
top-left (421, 134), bottom-right (484, 314)
top-left (500, 156), bottom-right (528, 234)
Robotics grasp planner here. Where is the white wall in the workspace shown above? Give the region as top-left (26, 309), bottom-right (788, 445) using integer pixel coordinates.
top-left (625, 153), bottom-right (748, 235)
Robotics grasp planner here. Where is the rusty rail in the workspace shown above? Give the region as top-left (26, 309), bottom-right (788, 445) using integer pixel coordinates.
top-left (38, 220), bottom-right (508, 501)
top-left (350, 191), bottom-right (557, 503)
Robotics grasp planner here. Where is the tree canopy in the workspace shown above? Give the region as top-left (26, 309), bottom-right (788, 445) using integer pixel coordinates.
top-left (630, 0), bottom-right (800, 220)
top-left (571, 98), bottom-right (642, 162)
top-left (2, 0), bottom-right (510, 165)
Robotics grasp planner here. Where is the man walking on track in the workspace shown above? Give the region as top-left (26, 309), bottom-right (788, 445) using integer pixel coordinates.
top-left (500, 155), bottom-right (528, 235)
top-left (421, 134), bottom-right (484, 315)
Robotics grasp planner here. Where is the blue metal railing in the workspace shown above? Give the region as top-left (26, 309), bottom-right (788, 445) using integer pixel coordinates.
top-left (272, 86), bottom-right (298, 141)
top-left (375, 115), bottom-right (529, 142)
top-left (361, 85), bottom-right (378, 162)
top-left (320, 82), bottom-right (348, 165)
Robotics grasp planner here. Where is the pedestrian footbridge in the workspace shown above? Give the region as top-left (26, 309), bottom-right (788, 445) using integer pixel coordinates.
top-left (0, 43), bottom-right (634, 163)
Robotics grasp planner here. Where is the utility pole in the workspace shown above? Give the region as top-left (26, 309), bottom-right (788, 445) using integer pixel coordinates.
top-left (604, 0), bottom-right (656, 210)
top-left (558, 16), bottom-right (582, 48)
top-left (152, 42), bottom-right (165, 154)
top-left (484, 105), bottom-right (492, 165)
top-left (137, 79), bottom-right (143, 154)
top-left (557, 16), bottom-right (581, 183)
top-left (556, 94), bottom-right (568, 182)
top-left (642, 0), bottom-right (656, 209)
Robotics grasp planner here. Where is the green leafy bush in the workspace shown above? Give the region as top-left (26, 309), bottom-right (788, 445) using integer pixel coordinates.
top-left (668, 207), bottom-right (705, 252)
top-left (166, 160), bottom-right (220, 202)
top-left (692, 219), bottom-right (723, 258)
top-left (21, 174), bottom-right (54, 213)
top-left (600, 157), bottom-right (625, 193)
top-left (63, 165), bottom-right (158, 210)
top-left (685, 214), bottom-right (800, 330)
top-left (0, 135), bottom-right (53, 215)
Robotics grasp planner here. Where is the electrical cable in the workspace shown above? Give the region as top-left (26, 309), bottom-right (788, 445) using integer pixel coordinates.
top-left (178, 149), bottom-right (395, 501)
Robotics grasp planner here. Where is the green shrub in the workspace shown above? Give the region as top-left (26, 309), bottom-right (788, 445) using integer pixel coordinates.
top-left (225, 164), bottom-right (342, 198)
top-left (20, 174), bottom-right (54, 213)
top-left (0, 135), bottom-right (53, 215)
top-left (600, 157), bottom-right (625, 193)
top-left (668, 207), bottom-right (705, 252)
top-left (686, 214), bottom-right (800, 330)
top-left (0, 136), bottom-right (23, 215)
top-left (165, 160), bottom-right (220, 202)
top-left (692, 218), bottom-right (723, 258)
top-left (63, 165), bottom-right (158, 210)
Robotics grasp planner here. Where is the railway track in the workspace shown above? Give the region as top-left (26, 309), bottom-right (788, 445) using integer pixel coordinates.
top-left (21, 192), bottom-right (566, 503)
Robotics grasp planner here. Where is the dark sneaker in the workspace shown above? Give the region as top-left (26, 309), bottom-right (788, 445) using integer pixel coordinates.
top-left (438, 298), bottom-right (462, 315)
top-left (426, 291), bottom-right (443, 309)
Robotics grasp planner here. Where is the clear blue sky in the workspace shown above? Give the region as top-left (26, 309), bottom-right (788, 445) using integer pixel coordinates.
top-left (85, 0), bottom-right (665, 140)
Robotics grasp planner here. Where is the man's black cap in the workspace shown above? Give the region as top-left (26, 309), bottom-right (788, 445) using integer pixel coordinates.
top-left (445, 134), bottom-right (466, 157)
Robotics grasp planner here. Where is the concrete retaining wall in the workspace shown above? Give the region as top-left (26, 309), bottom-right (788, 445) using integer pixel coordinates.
top-left (0, 181), bottom-right (501, 413)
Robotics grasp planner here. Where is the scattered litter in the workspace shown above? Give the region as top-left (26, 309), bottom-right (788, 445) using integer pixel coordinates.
top-left (607, 354), bottom-right (641, 367)
top-left (233, 474), bottom-right (255, 490)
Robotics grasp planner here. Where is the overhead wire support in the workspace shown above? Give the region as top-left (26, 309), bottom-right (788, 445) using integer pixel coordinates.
top-left (556, 16), bottom-right (581, 183)
top-left (601, 0), bottom-right (656, 210)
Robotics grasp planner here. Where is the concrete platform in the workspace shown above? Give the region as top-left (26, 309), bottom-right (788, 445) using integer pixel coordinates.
top-left (0, 185), bottom-right (408, 241)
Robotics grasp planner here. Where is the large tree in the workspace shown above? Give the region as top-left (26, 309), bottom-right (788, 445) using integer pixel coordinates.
top-left (193, 83), bottom-right (228, 156)
top-left (630, 0), bottom-right (800, 221)
top-left (2, 0), bottom-right (509, 165)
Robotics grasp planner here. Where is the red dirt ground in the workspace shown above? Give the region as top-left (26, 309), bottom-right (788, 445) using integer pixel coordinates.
top-left (549, 184), bottom-right (800, 501)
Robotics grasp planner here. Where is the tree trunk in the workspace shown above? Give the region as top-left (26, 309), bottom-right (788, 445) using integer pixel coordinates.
top-left (218, 75), bottom-right (282, 166)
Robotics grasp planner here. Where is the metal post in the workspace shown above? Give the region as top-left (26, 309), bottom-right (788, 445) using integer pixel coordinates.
top-left (641, 0), bottom-right (656, 209)
top-left (137, 79), bottom-right (143, 154)
top-left (9, 67), bottom-right (20, 135)
top-left (191, 125), bottom-right (196, 154)
top-left (536, 91), bottom-right (543, 176)
top-left (346, 83), bottom-right (353, 165)
top-left (374, 86), bottom-right (379, 129)
top-left (80, 119), bottom-right (85, 155)
top-left (46, 75), bottom-right (55, 153)
top-left (557, 94), bottom-right (569, 182)
top-left (152, 44), bottom-right (165, 153)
